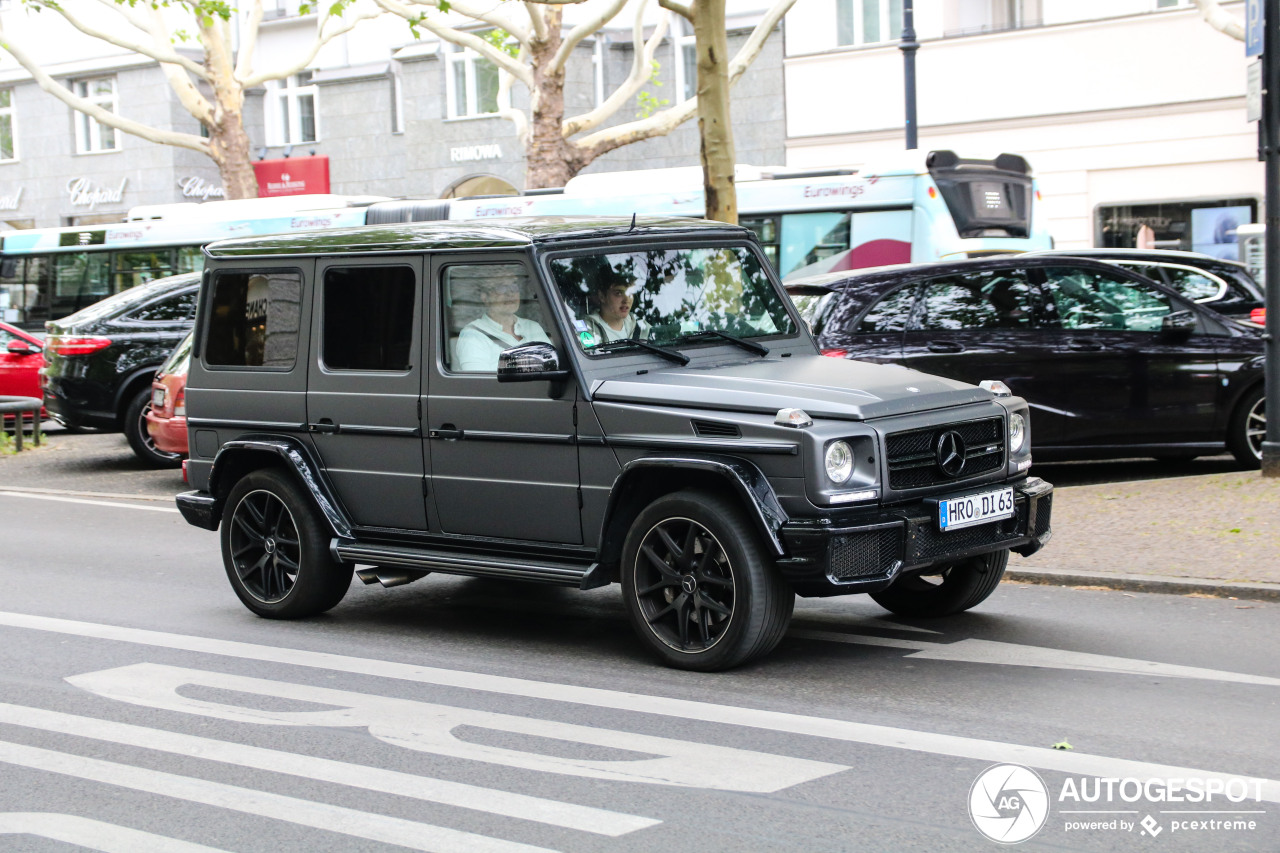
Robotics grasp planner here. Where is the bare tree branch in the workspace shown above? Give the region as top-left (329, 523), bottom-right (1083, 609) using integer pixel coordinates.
top-left (552, 0), bottom-right (628, 72)
top-left (563, 2), bottom-right (668, 137)
top-left (1192, 0), bottom-right (1246, 40)
top-left (235, 0), bottom-right (267, 82)
top-left (24, 0), bottom-right (210, 79)
top-left (373, 0), bottom-right (534, 82)
top-left (657, 0), bottom-right (693, 22)
top-left (242, 6), bottom-right (384, 87)
top-left (0, 26), bottom-right (210, 154)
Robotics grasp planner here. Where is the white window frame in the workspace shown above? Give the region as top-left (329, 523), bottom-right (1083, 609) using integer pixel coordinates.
top-left (445, 40), bottom-right (504, 119)
top-left (0, 87), bottom-right (16, 161)
top-left (836, 0), bottom-right (903, 47)
top-left (73, 77), bottom-right (119, 154)
top-left (265, 72), bottom-right (319, 146)
top-left (673, 19), bottom-right (698, 102)
top-left (592, 36), bottom-right (606, 107)
top-left (391, 70), bottom-right (405, 134)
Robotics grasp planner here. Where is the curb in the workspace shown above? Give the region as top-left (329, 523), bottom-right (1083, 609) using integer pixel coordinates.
top-left (1006, 567), bottom-right (1280, 602)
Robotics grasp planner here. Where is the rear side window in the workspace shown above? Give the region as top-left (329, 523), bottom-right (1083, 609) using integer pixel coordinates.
top-left (125, 288), bottom-right (197, 323)
top-left (857, 286), bottom-right (917, 333)
top-left (322, 266), bottom-right (415, 371)
top-left (205, 270), bottom-right (302, 368)
top-left (913, 270), bottom-right (1038, 331)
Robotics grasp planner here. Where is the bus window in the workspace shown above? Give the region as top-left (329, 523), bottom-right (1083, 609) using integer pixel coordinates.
top-left (780, 212), bottom-right (851, 278)
top-left (53, 252), bottom-right (111, 317)
top-left (176, 245), bottom-right (204, 274)
top-left (114, 249), bottom-right (177, 291)
top-left (741, 216), bottom-right (780, 270)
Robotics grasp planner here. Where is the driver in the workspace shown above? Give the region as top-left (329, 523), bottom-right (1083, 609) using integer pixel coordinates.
top-left (583, 271), bottom-right (648, 344)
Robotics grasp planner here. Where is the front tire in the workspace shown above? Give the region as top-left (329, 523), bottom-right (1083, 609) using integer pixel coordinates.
top-left (220, 468), bottom-right (353, 619)
top-left (1226, 385), bottom-right (1265, 468)
top-left (869, 550), bottom-right (1009, 618)
top-left (124, 387), bottom-right (182, 469)
top-left (621, 490), bottom-right (794, 671)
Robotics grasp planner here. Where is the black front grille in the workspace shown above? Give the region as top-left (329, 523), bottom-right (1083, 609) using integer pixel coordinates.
top-left (886, 417), bottom-right (1004, 490)
top-left (828, 527), bottom-right (901, 581)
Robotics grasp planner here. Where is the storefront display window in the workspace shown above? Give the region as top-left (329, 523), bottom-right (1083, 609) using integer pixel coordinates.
top-left (1095, 199), bottom-right (1258, 257)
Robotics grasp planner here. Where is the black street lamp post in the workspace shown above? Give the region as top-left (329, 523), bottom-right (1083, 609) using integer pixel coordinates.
top-left (900, 0), bottom-right (919, 150)
top-left (1264, 0), bottom-right (1280, 476)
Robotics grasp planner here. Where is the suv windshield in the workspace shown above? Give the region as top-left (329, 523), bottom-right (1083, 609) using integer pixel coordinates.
top-left (548, 245), bottom-right (796, 355)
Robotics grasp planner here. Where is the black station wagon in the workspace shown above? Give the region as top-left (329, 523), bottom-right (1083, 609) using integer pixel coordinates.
top-left (176, 218), bottom-right (1053, 671)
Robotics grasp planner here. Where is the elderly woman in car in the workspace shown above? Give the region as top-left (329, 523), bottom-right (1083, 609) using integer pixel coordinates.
top-left (455, 273), bottom-right (550, 372)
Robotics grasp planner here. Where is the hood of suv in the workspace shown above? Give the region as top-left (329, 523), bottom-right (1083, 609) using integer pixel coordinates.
top-left (591, 354), bottom-right (991, 420)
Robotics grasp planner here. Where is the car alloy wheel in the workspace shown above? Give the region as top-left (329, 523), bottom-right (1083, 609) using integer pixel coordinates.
top-left (632, 515), bottom-right (737, 653)
top-left (228, 488), bottom-right (303, 604)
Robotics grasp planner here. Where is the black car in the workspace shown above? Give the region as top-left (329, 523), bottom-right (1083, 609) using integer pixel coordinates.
top-left (42, 273), bottom-right (199, 467)
top-left (789, 255), bottom-right (1266, 466)
top-left (1025, 248), bottom-right (1265, 325)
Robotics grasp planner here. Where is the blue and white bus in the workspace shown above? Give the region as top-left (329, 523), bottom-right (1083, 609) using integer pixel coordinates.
top-left (2, 151), bottom-right (1050, 329)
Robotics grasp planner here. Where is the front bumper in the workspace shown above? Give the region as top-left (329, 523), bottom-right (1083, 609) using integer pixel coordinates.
top-left (777, 477), bottom-right (1053, 597)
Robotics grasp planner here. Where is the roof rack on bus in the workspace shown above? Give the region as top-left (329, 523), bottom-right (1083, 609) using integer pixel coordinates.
top-left (125, 193), bottom-right (390, 222)
top-left (759, 168), bottom-right (859, 180)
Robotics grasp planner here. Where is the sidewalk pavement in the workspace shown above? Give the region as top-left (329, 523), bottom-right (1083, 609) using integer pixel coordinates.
top-left (4, 429), bottom-right (1279, 601)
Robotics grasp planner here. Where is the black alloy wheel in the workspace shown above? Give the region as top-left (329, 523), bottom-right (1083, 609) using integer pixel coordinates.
top-left (621, 490), bottom-right (793, 671)
top-left (220, 468), bottom-right (352, 618)
top-left (869, 549), bottom-right (1009, 618)
top-left (1227, 386), bottom-right (1266, 468)
top-left (123, 387), bottom-right (183, 469)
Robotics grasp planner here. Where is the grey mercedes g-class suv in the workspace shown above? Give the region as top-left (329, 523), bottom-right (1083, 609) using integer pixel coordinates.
top-left (176, 217), bottom-right (1052, 671)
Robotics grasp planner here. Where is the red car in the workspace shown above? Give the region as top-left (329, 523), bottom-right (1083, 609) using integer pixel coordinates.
top-left (0, 321), bottom-right (46, 421)
top-left (144, 331), bottom-right (192, 458)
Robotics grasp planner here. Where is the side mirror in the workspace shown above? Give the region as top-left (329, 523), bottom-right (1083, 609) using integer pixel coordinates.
top-left (6, 339), bottom-right (38, 356)
top-left (497, 342), bottom-right (571, 383)
top-left (1159, 310), bottom-right (1197, 340)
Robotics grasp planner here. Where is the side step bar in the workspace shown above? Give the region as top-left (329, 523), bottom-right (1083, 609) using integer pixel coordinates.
top-left (332, 539), bottom-right (608, 590)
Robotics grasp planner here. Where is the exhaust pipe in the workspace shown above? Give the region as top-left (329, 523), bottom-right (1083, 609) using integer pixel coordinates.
top-left (356, 568), bottom-right (429, 588)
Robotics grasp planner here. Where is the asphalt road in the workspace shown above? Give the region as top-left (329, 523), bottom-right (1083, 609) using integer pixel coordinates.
top-left (0, 462), bottom-right (1276, 851)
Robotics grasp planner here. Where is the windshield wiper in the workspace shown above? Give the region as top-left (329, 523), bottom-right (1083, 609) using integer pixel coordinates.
top-left (589, 338), bottom-right (690, 365)
top-left (671, 330), bottom-right (770, 356)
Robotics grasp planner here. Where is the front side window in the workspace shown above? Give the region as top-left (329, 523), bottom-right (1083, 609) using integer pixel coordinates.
top-left (442, 263), bottom-right (550, 373)
top-left (1039, 266), bottom-right (1173, 332)
top-left (322, 266), bottom-right (415, 371)
top-left (73, 77), bottom-right (119, 153)
top-left (912, 270), bottom-right (1038, 331)
top-left (265, 73), bottom-right (318, 145)
top-left (0, 88), bottom-right (15, 160)
top-left (550, 245), bottom-right (796, 355)
top-left (205, 271), bottom-right (302, 368)
top-left (446, 41), bottom-right (500, 118)
top-left (836, 0), bottom-right (903, 46)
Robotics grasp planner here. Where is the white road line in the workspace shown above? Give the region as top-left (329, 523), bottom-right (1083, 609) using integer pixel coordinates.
top-left (0, 739), bottom-right (558, 853)
top-left (0, 490), bottom-right (180, 513)
top-left (788, 629), bottom-right (1280, 687)
top-left (1, 610), bottom-right (1277, 804)
top-left (0, 702), bottom-right (657, 837)
top-left (0, 812), bottom-right (231, 852)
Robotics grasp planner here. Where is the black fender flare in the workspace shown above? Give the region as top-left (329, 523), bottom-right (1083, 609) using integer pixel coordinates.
top-left (599, 454), bottom-right (790, 562)
top-left (206, 436), bottom-right (353, 539)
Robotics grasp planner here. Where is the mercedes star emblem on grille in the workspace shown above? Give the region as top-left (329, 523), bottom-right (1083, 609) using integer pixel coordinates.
top-left (935, 430), bottom-right (967, 477)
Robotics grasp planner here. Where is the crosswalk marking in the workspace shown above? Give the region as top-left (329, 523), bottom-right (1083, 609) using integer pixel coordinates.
top-left (0, 812), bottom-right (232, 852)
top-left (0, 739), bottom-right (559, 853)
top-left (2, 610), bottom-right (1277, 804)
top-left (0, 702), bottom-right (658, 837)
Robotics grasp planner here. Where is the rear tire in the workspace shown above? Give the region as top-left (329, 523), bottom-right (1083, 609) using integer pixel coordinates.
top-left (1226, 385), bottom-right (1265, 469)
top-left (869, 550), bottom-right (1009, 618)
top-left (621, 489), bottom-right (794, 671)
top-left (124, 387), bottom-right (182, 469)
top-left (220, 468), bottom-right (353, 619)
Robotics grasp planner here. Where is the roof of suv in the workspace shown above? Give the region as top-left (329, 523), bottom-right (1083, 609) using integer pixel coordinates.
top-left (1024, 247), bottom-right (1252, 273)
top-left (204, 216), bottom-right (751, 258)
top-left (786, 254), bottom-right (1142, 292)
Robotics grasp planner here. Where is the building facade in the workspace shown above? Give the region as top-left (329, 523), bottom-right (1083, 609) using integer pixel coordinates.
top-left (0, 2), bottom-right (786, 228)
top-left (785, 0), bottom-right (1261, 255)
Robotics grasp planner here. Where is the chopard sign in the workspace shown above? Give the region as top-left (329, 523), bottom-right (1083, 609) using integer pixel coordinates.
top-left (178, 176), bottom-right (225, 200)
top-left (67, 177), bottom-right (127, 209)
top-left (0, 187), bottom-right (22, 211)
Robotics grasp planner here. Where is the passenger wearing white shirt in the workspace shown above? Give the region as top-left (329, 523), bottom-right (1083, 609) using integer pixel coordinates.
top-left (583, 279), bottom-right (648, 345)
top-left (455, 279), bottom-right (551, 372)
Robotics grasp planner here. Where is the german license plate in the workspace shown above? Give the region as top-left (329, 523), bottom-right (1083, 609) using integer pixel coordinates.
top-left (939, 487), bottom-right (1014, 532)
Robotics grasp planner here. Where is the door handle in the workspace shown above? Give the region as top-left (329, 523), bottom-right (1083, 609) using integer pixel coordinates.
top-left (1066, 339), bottom-right (1103, 351)
top-left (310, 418), bottom-right (338, 434)
top-left (926, 341), bottom-right (964, 353)
top-left (430, 424), bottom-right (464, 440)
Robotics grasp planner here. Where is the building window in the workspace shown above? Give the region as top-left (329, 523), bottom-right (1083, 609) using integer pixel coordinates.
top-left (943, 0), bottom-right (1041, 37)
top-left (265, 72), bottom-right (318, 145)
top-left (1096, 198), bottom-right (1257, 258)
top-left (446, 40), bottom-right (500, 118)
top-left (836, 0), bottom-right (903, 46)
top-left (73, 77), bottom-right (119, 153)
top-left (673, 19), bottom-right (698, 102)
top-left (0, 88), bottom-right (15, 161)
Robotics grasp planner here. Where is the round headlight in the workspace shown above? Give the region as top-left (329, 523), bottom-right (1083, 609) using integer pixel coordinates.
top-left (825, 440), bottom-right (854, 484)
top-left (1009, 413), bottom-right (1026, 453)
